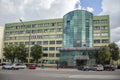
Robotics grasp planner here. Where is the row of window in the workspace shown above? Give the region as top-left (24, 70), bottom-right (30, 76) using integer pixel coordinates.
top-left (6, 22), bottom-right (63, 30)
top-left (43, 53), bottom-right (60, 57)
top-left (4, 41), bottom-right (62, 46)
top-left (5, 28), bottom-right (63, 35)
top-left (4, 34), bottom-right (62, 40)
top-left (94, 39), bottom-right (109, 43)
top-left (43, 47), bottom-right (61, 51)
top-left (93, 19), bottom-right (108, 24)
top-left (94, 26), bottom-right (108, 30)
top-left (42, 59), bottom-right (59, 64)
top-left (94, 33), bottom-right (109, 37)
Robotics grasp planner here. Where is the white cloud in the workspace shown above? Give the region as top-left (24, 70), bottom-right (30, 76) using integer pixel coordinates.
top-left (100, 0), bottom-right (120, 47)
top-left (86, 7), bottom-right (94, 12)
top-left (0, 0), bottom-right (79, 26)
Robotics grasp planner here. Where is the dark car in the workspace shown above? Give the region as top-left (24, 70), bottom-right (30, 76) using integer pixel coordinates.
top-left (104, 64), bottom-right (116, 71)
top-left (77, 65), bottom-right (90, 71)
top-left (28, 64), bottom-right (36, 69)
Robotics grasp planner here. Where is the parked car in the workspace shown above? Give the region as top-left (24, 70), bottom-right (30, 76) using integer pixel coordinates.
top-left (16, 64), bottom-right (26, 69)
top-left (91, 64), bottom-right (104, 71)
top-left (28, 64), bottom-right (36, 69)
top-left (104, 64), bottom-right (116, 71)
top-left (2, 64), bottom-right (19, 70)
top-left (77, 65), bottom-right (90, 71)
top-left (78, 64), bottom-right (104, 71)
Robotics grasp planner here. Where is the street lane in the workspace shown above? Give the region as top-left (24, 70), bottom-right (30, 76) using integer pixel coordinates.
top-left (0, 68), bottom-right (120, 80)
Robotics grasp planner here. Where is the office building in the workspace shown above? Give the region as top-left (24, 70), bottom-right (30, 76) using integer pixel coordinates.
top-left (0, 27), bottom-right (4, 63)
top-left (3, 10), bottom-right (110, 66)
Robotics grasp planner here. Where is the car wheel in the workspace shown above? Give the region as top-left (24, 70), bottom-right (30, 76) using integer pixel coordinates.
top-left (12, 67), bottom-right (15, 70)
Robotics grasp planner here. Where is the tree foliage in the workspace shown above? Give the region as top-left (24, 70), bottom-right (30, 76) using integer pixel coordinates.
top-left (3, 45), bottom-right (16, 63)
top-left (3, 44), bottom-right (27, 63)
top-left (31, 45), bottom-right (43, 63)
top-left (16, 44), bottom-right (27, 63)
top-left (98, 46), bottom-right (111, 64)
top-left (109, 42), bottom-right (120, 61)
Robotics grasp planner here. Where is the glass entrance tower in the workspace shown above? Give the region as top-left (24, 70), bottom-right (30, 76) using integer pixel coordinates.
top-left (60, 10), bottom-right (97, 67)
top-left (63, 10), bottom-right (93, 48)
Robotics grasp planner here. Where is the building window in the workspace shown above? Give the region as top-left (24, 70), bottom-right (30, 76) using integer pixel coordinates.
top-left (14, 42), bottom-right (18, 45)
top-left (94, 26), bottom-right (100, 30)
top-left (25, 42), bottom-right (29, 45)
top-left (56, 40), bottom-right (62, 44)
top-left (49, 60), bottom-right (55, 64)
top-left (49, 53), bottom-right (54, 57)
top-left (101, 19), bottom-right (108, 24)
top-left (26, 25), bottom-right (31, 28)
top-left (43, 35), bottom-right (49, 39)
top-left (57, 34), bottom-right (62, 38)
top-left (31, 42), bottom-right (36, 45)
top-left (44, 29), bottom-right (49, 32)
top-left (37, 41), bottom-right (42, 45)
top-left (43, 41), bottom-right (48, 45)
top-left (38, 24), bottom-right (43, 27)
top-left (56, 47), bottom-right (61, 50)
top-left (94, 40), bottom-right (100, 43)
top-left (56, 54), bottom-right (60, 57)
top-left (93, 20), bottom-right (100, 24)
top-left (50, 28), bottom-right (56, 32)
top-left (37, 35), bottom-right (42, 39)
top-left (101, 33), bottom-right (108, 36)
top-left (32, 30), bottom-right (36, 33)
top-left (94, 33), bottom-right (100, 37)
top-left (57, 22), bottom-right (63, 26)
top-left (102, 39), bottom-right (109, 43)
top-left (38, 29), bottom-right (43, 33)
top-left (44, 23), bottom-right (49, 27)
top-left (26, 30), bottom-right (31, 34)
top-left (49, 47), bottom-right (55, 51)
top-left (31, 36), bottom-right (36, 39)
top-left (4, 42), bottom-right (8, 46)
top-left (32, 24), bottom-right (36, 28)
top-left (50, 23), bottom-right (56, 26)
top-left (49, 35), bottom-right (56, 38)
top-left (43, 53), bottom-right (48, 57)
top-left (101, 26), bottom-right (108, 30)
top-left (57, 28), bottom-right (63, 32)
top-left (43, 47), bottom-right (48, 51)
top-left (50, 41), bottom-right (55, 44)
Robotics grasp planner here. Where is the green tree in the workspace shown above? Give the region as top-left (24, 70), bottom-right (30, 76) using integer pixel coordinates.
top-left (109, 42), bottom-right (120, 61)
top-left (3, 45), bottom-right (17, 63)
top-left (16, 44), bottom-right (27, 63)
top-left (98, 46), bottom-right (111, 64)
top-left (31, 45), bottom-right (43, 64)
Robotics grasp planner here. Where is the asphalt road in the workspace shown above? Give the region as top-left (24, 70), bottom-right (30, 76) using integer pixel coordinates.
top-left (0, 68), bottom-right (120, 80)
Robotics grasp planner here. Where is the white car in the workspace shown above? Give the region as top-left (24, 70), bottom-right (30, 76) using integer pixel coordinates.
top-left (93, 64), bottom-right (104, 71)
top-left (2, 64), bottom-right (19, 70)
top-left (16, 64), bottom-right (26, 69)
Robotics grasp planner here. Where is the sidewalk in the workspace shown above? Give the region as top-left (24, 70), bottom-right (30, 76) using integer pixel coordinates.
top-left (36, 67), bottom-right (78, 71)
top-left (36, 67), bottom-right (120, 72)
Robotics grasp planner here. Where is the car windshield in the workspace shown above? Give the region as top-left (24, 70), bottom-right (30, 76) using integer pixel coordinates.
top-left (5, 64), bottom-right (13, 66)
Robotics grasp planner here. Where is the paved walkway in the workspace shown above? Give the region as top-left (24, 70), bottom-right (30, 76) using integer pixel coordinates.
top-left (36, 67), bottom-right (78, 71)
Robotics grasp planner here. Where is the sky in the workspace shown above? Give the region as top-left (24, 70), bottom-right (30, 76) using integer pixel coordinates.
top-left (0, 0), bottom-right (120, 47)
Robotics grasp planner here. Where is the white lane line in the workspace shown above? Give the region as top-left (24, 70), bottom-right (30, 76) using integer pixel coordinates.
top-left (69, 75), bottom-right (120, 79)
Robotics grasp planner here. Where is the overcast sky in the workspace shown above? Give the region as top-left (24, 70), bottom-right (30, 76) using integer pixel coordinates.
top-left (0, 0), bottom-right (120, 47)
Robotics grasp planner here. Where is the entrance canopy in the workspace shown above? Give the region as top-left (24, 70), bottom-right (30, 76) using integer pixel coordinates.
top-left (74, 55), bottom-right (89, 60)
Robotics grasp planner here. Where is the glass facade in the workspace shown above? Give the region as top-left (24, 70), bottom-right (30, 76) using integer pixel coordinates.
top-left (60, 10), bottom-right (96, 67)
top-left (63, 10), bottom-right (93, 48)
top-left (60, 48), bottom-right (98, 67)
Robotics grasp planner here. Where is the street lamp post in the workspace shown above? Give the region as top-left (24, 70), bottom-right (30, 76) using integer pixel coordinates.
top-left (19, 19), bottom-right (31, 63)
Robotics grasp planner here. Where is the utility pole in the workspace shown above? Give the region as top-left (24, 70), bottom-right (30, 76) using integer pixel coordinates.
top-left (19, 19), bottom-right (31, 63)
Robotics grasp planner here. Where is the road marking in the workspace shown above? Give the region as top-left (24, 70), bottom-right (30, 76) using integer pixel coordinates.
top-left (69, 75), bottom-right (120, 79)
